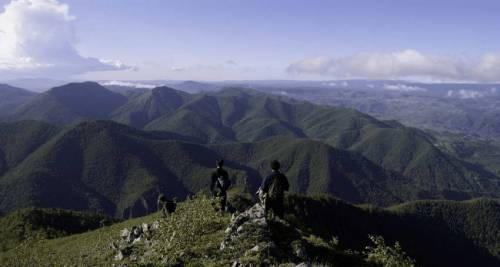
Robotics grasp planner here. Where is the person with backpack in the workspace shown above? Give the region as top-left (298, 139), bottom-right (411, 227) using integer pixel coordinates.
top-left (259, 160), bottom-right (290, 219)
top-left (210, 159), bottom-right (231, 212)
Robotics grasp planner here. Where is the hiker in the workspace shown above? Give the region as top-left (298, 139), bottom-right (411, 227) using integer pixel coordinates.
top-left (259, 160), bottom-right (290, 219)
top-left (210, 159), bottom-right (231, 212)
top-left (157, 193), bottom-right (177, 217)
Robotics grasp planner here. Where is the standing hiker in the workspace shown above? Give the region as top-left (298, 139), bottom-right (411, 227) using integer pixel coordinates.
top-left (259, 160), bottom-right (289, 219)
top-left (210, 159), bottom-right (231, 212)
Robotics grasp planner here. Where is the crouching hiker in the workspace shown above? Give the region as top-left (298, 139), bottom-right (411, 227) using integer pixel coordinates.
top-left (210, 159), bottom-right (231, 212)
top-left (259, 160), bottom-right (289, 220)
top-left (157, 193), bottom-right (177, 218)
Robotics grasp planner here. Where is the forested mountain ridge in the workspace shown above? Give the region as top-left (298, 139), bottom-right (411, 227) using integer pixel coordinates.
top-left (0, 82), bottom-right (499, 218)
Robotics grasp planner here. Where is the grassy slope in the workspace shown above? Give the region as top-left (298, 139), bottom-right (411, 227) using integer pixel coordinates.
top-left (0, 208), bottom-right (114, 253)
top-left (1, 195), bottom-right (498, 267)
top-left (0, 197), bottom-right (230, 266)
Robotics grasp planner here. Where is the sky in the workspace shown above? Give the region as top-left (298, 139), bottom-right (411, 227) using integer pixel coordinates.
top-left (0, 0), bottom-right (500, 81)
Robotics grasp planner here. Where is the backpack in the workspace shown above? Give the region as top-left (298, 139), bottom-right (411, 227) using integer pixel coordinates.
top-left (217, 176), bottom-right (230, 191)
top-left (267, 174), bottom-right (285, 200)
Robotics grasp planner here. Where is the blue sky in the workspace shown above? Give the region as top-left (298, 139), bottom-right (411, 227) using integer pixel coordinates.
top-left (1, 0), bottom-right (500, 81)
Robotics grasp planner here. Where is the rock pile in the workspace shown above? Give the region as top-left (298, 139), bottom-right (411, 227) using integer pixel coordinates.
top-left (111, 220), bottom-right (161, 261)
top-left (221, 203), bottom-right (312, 266)
top-left (220, 203), bottom-right (269, 251)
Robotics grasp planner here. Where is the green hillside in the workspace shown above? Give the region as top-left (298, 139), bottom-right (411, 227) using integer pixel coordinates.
top-left (0, 84), bottom-right (36, 117)
top-left (111, 86), bottom-right (191, 128)
top-left (432, 131), bottom-right (500, 177)
top-left (0, 121), bottom-right (205, 217)
top-left (4, 82), bottom-right (500, 214)
top-left (288, 195), bottom-right (500, 267)
top-left (0, 121), bottom-right (60, 176)
top-left (0, 208), bottom-right (114, 252)
top-left (13, 82), bottom-right (127, 124)
top-left (0, 120), bottom-right (401, 217)
top-left (1, 194), bottom-right (498, 267)
top-left (140, 88), bottom-right (500, 201)
top-left (211, 136), bottom-right (403, 205)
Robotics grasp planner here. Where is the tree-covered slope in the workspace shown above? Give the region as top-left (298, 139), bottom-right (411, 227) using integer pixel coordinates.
top-left (144, 88), bottom-right (500, 201)
top-left (0, 121), bottom-right (206, 218)
top-left (0, 121), bottom-right (60, 176)
top-left (111, 86), bottom-right (191, 128)
top-left (13, 82), bottom-right (127, 124)
top-left (6, 82), bottom-right (500, 208)
top-left (0, 208), bottom-right (114, 253)
top-left (211, 136), bottom-right (403, 205)
top-left (0, 120), bottom-right (403, 217)
top-left (288, 195), bottom-right (500, 267)
top-left (0, 84), bottom-right (36, 117)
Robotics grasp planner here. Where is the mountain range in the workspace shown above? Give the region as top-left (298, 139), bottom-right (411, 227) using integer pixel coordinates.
top-left (0, 82), bottom-right (499, 218)
top-left (250, 80), bottom-right (500, 140)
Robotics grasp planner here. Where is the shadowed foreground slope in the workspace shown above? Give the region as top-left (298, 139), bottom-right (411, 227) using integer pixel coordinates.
top-left (0, 194), bottom-right (498, 267)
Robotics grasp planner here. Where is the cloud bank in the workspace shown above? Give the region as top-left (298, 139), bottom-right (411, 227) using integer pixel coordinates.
top-left (383, 84), bottom-right (427, 92)
top-left (446, 87), bottom-right (498, 99)
top-left (100, 80), bottom-right (159, 89)
top-left (287, 50), bottom-right (500, 82)
top-left (0, 0), bottom-right (132, 78)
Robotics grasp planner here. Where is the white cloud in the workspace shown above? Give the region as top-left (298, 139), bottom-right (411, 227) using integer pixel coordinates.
top-left (383, 84), bottom-right (427, 92)
top-left (170, 66), bottom-right (186, 72)
top-left (100, 80), bottom-right (159, 89)
top-left (287, 49), bottom-right (500, 82)
top-left (0, 0), bottom-right (132, 78)
top-left (446, 89), bottom-right (490, 99)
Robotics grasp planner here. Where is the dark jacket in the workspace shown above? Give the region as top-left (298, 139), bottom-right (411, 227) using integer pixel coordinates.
top-left (210, 167), bottom-right (230, 194)
top-left (261, 171), bottom-right (289, 197)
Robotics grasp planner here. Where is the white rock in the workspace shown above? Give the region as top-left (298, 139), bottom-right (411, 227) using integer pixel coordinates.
top-left (151, 220), bottom-right (160, 230)
top-left (142, 223), bottom-right (149, 233)
top-left (114, 251), bottom-right (124, 261)
top-left (132, 237), bottom-right (142, 245)
top-left (120, 228), bottom-right (130, 239)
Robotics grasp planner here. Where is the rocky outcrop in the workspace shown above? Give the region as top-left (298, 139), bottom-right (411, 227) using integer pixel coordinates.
top-left (221, 203), bottom-right (269, 250)
top-left (111, 220), bottom-right (161, 261)
top-left (221, 203), bottom-right (311, 265)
